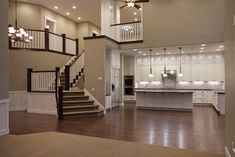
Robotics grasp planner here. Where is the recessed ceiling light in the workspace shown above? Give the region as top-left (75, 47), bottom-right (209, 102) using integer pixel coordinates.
top-left (167, 52), bottom-right (171, 55)
top-left (139, 8), bottom-right (142, 11)
top-left (54, 6), bottom-right (58, 9)
top-left (133, 12), bottom-right (137, 15)
top-left (156, 53), bottom-right (159, 55)
top-left (138, 51), bottom-right (142, 54)
top-left (110, 6), bottom-right (113, 9)
top-left (133, 49), bottom-right (137, 52)
top-left (216, 49), bottom-right (221, 51)
top-left (134, 18), bottom-right (138, 21)
top-left (181, 51), bottom-right (185, 54)
top-left (200, 47), bottom-right (204, 50)
top-left (201, 44), bottom-right (206, 47)
top-left (200, 50), bottom-right (204, 53)
top-left (219, 45), bottom-right (224, 48)
top-left (143, 54), bottom-right (146, 56)
top-left (77, 17), bottom-right (81, 20)
top-left (66, 12), bottom-right (70, 15)
top-left (72, 6), bottom-right (77, 9)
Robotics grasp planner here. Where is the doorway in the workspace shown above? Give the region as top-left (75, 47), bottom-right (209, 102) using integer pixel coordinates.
top-left (45, 16), bottom-right (56, 33)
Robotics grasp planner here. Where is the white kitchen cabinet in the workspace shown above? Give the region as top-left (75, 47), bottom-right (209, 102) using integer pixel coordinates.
top-left (206, 64), bottom-right (215, 81)
top-left (178, 64), bottom-right (191, 81)
top-left (198, 64), bottom-right (206, 81)
top-left (124, 56), bottom-right (134, 76)
top-left (136, 66), bottom-right (143, 82)
top-left (143, 66), bottom-right (150, 81)
top-left (193, 91), bottom-right (216, 105)
top-left (191, 64), bottom-right (199, 81)
top-left (214, 63), bottom-right (223, 81)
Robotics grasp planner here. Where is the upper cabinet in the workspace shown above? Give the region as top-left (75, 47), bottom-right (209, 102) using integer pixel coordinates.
top-left (124, 56), bottom-right (135, 76)
top-left (134, 52), bottom-right (224, 82)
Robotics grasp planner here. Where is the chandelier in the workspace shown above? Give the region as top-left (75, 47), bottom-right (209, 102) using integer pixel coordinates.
top-left (8, 0), bottom-right (33, 43)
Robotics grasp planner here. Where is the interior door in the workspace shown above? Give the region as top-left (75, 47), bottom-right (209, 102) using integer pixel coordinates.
top-left (111, 68), bottom-right (120, 108)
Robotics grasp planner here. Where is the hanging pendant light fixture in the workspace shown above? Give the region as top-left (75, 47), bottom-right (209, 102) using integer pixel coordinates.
top-left (8, 0), bottom-right (33, 43)
top-left (163, 48), bottom-right (168, 77)
top-left (178, 47), bottom-right (183, 77)
top-left (148, 49), bottom-right (154, 78)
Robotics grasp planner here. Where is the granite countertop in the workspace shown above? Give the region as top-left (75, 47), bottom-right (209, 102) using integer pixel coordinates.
top-left (135, 89), bottom-right (194, 93)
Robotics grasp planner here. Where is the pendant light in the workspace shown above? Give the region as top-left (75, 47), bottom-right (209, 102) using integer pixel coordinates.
top-left (148, 49), bottom-right (154, 78)
top-left (163, 48), bottom-right (168, 77)
top-left (8, 0), bottom-right (33, 43)
top-left (178, 47), bottom-right (183, 77)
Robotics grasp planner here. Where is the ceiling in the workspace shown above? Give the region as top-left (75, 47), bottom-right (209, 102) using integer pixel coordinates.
top-left (18, 0), bottom-right (101, 26)
top-left (18, 0), bottom-right (144, 26)
top-left (122, 42), bottom-right (225, 56)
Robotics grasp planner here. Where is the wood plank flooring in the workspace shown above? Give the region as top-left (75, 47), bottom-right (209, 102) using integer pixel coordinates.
top-left (9, 104), bottom-right (225, 154)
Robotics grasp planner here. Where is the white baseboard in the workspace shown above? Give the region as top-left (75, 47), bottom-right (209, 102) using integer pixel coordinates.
top-left (0, 129), bottom-right (9, 136)
top-left (0, 99), bottom-right (9, 136)
top-left (9, 91), bottom-right (27, 111)
top-left (27, 109), bottom-right (56, 115)
top-left (225, 146), bottom-right (231, 157)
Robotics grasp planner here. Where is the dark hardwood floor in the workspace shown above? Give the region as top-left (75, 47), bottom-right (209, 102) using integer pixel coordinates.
top-left (9, 104), bottom-right (225, 154)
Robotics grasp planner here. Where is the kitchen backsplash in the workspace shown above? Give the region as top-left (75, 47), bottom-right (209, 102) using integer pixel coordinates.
top-left (136, 81), bottom-right (225, 91)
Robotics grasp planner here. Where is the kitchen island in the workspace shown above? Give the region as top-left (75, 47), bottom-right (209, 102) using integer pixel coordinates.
top-left (135, 89), bottom-right (193, 111)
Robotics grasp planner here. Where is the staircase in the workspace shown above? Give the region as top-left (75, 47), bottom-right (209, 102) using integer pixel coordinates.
top-left (62, 89), bottom-right (103, 118)
top-left (57, 51), bottom-right (104, 119)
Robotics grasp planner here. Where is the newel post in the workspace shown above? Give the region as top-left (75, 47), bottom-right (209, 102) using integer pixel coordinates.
top-left (44, 28), bottom-right (49, 51)
top-left (64, 65), bottom-right (70, 90)
top-left (27, 68), bottom-right (33, 92)
top-left (62, 34), bottom-right (66, 53)
top-left (75, 38), bottom-right (79, 56)
top-left (58, 86), bottom-right (63, 120)
top-left (55, 67), bottom-right (60, 94)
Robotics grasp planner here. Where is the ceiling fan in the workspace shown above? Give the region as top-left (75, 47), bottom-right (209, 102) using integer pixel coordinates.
top-left (120, 0), bottom-right (149, 10)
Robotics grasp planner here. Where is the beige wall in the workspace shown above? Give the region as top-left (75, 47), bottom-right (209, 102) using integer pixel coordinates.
top-left (225, 0), bottom-right (235, 156)
top-left (8, 1), bottom-right (77, 38)
top-left (84, 38), bottom-right (106, 106)
top-left (9, 51), bottom-right (72, 91)
top-left (84, 37), bottom-right (119, 106)
top-left (121, 0), bottom-right (225, 49)
top-left (0, 0), bottom-right (9, 99)
top-left (77, 22), bottom-right (101, 52)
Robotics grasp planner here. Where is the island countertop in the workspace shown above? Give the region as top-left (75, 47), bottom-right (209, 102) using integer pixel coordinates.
top-left (135, 89), bottom-right (194, 93)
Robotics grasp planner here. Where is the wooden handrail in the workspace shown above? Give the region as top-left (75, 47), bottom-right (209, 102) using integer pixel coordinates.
top-left (110, 21), bottom-right (141, 27)
top-left (69, 50), bottom-right (85, 68)
top-left (31, 70), bottom-right (56, 73)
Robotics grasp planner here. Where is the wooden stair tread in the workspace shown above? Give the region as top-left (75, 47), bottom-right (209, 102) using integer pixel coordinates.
top-left (63, 105), bottom-right (98, 109)
top-left (63, 95), bottom-right (89, 98)
top-left (63, 109), bottom-right (103, 116)
top-left (63, 100), bottom-right (94, 103)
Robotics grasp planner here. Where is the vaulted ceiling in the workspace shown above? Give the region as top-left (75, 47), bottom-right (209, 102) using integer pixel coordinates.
top-left (18, 0), bottom-right (101, 26)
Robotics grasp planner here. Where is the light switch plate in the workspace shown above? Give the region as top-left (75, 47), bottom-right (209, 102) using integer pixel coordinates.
top-left (233, 15), bottom-right (235, 26)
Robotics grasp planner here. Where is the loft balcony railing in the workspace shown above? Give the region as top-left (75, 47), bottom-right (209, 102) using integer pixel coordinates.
top-left (9, 28), bottom-right (79, 56)
top-left (110, 21), bottom-right (143, 43)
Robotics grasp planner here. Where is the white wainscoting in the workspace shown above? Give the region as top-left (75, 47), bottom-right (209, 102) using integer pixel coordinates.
top-left (27, 93), bottom-right (57, 115)
top-left (0, 99), bottom-right (9, 136)
top-left (9, 91), bottom-right (27, 111)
